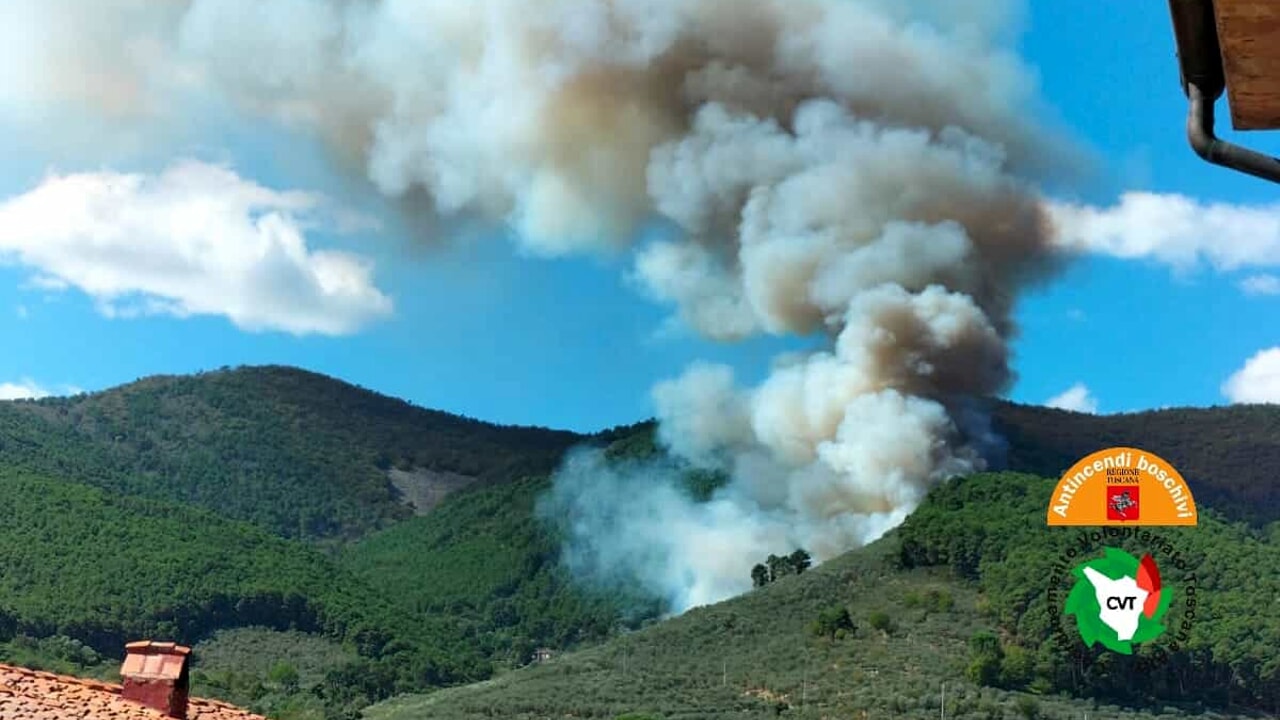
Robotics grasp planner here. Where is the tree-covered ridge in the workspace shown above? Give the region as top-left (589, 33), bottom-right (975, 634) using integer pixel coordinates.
top-left (0, 468), bottom-right (353, 647)
top-left (0, 367), bottom-right (1277, 719)
top-left (0, 400), bottom-right (133, 497)
top-left (340, 474), bottom-right (659, 668)
top-left (0, 466), bottom-right (512, 715)
top-left (574, 401), bottom-right (1280, 528)
top-left (0, 462), bottom-right (666, 717)
top-left (3, 367), bottom-right (1276, 543)
top-left (364, 470), bottom-right (1277, 720)
top-left (0, 461), bottom-right (476, 648)
top-left (896, 472), bottom-right (1280, 713)
top-left (366, 537), bottom-right (987, 720)
top-left (991, 401), bottom-right (1280, 526)
top-left (3, 365), bottom-right (584, 540)
top-left (366, 524), bottom-right (1253, 720)
top-left (0, 388), bottom-right (666, 718)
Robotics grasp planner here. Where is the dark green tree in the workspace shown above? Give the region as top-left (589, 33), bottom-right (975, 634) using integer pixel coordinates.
top-left (788, 548), bottom-right (812, 574)
top-left (753, 549), bottom-right (811, 587)
top-left (965, 631), bottom-right (1005, 687)
top-left (765, 554), bottom-right (788, 582)
top-left (751, 564), bottom-right (770, 588)
top-left (999, 644), bottom-right (1034, 688)
top-left (810, 606), bottom-right (855, 640)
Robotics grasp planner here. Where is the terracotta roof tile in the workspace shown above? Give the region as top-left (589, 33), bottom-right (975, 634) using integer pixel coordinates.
top-left (0, 664), bottom-right (265, 720)
top-left (123, 643), bottom-right (188, 659)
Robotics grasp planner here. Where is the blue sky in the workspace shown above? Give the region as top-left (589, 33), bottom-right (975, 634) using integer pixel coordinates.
top-left (1010, 1), bottom-right (1280, 416)
top-left (0, 0), bottom-right (1278, 432)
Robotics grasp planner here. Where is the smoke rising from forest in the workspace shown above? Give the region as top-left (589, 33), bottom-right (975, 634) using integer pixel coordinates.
top-left (5, 0), bottom-right (1075, 611)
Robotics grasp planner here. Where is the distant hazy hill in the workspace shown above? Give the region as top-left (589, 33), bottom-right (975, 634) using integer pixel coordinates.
top-left (0, 365), bottom-right (583, 541)
top-left (990, 401), bottom-right (1280, 526)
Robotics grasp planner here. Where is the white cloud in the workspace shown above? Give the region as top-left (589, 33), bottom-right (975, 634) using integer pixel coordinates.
top-left (1223, 348), bottom-right (1280, 404)
top-left (0, 160), bottom-right (393, 336)
top-left (0, 378), bottom-right (50, 401)
top-left (1045, 382), bottom-right (1098, 413)
top-left (1049, 192), bottom-right (1280, 272)
top-left (0, 379), bottom-right (85, 400)
top-left (1240, 274), bottom-right (1280, 296)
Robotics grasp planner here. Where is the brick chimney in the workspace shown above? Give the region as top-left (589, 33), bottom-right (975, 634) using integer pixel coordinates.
top-left (120, 641), bottom-right (191, 719)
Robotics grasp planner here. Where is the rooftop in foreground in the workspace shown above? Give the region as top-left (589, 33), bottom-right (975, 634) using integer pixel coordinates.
top-left (0, 641), bottom-right (265, 720)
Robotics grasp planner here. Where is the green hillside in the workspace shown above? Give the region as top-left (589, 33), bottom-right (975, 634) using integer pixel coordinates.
top-left (0, 468), bottom-right (362, 647)
top-left (992, 401), bottom-right (1280, 526)
top-left (366, 472), bottom-right (1280, 720)
top-left (339, 475), bottom-right (645, 668)
top-left (0, 458), bottom-right (660, 719)
top-left (1, 365), bottom-right (583, 541)
top-left (0, 367), bottom-right (646, 718)
top-left (897, 474), bottom-right (1280, 712)
top-left (368, 538), bottom-right (993, 720)
top-left (0, 454), bottom-right (670, 718)
top-left (0, 465), bottom-right (518, 716)
top-left (189, 628), bottom-right (362, 720)
top-left (1, 367), bottom-right (1277, 720)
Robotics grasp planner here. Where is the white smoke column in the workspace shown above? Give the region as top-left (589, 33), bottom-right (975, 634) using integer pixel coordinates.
top-left (3, 0), bottom-right (1068, 611)
top-left (541, 449), bottom-right (793, 612)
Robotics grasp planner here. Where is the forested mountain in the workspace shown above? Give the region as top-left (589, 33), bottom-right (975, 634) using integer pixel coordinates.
top-left (0, 365), bottom-right (583, 541)
top-left (0, 366), bottom-right (603, 718)
top-left (590, 401), bottom-right (1280, 527)
top-left (896, 473), bottom-right (1280, 713)
top-left (0, 464), bottom-right (515, 718)
top-left (992, 401), bottom-right (1280, 526)
top-left (369, 471), bottom-right (1280, 720)
top-left (0, 366), bottom-right (1276, 719)
top-left (338, 474), bottom-right (652, 666)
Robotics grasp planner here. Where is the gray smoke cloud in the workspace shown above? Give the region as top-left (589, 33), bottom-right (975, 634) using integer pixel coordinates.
top-left (5, 0), bottom-right (1072, 612)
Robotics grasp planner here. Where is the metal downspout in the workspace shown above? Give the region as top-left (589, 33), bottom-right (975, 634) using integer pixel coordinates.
top-left (1169, 0), bottom-right (1280, 184)
top-left (1187, 83), bottom-right (1280, 184)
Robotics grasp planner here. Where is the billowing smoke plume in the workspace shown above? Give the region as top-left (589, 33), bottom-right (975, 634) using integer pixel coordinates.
top-left (7, 0), bottom-right (1071, 611)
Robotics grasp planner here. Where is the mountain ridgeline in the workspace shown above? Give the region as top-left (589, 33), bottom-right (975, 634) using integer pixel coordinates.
top-left (0, 366), bottom-right (618, 717)
top-left (991, 401), bottom-right (1280, 527)
top-left (0, 365), bottom-right (585, 541)
top-left (0, 365), bottom-right (1274, 720)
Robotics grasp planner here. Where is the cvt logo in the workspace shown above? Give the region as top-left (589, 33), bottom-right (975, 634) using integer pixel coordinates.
top-left (1064, 546), bottom-right (1172, 655)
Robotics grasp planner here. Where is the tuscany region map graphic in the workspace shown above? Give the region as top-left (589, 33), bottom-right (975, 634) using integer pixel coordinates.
top-left (1064, 544), bottom-right (1174, 654)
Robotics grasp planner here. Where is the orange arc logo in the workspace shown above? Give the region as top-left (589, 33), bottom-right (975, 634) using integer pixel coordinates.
top-left (1046, 447), bottom-right (1197, 526)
